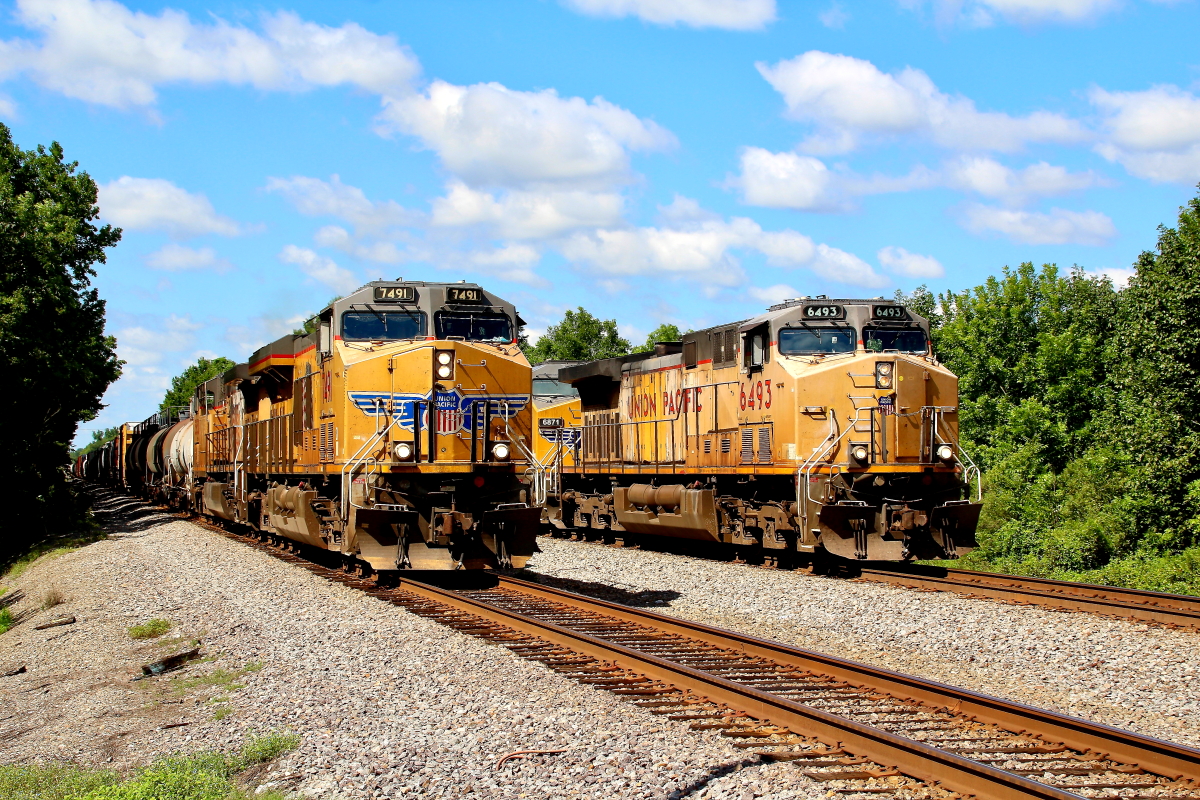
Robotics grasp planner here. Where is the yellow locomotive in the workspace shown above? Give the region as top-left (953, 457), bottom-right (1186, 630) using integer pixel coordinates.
top-left (89, 280), bottom-right (543, 572)
top-left (530, 297), bottom-right (981, 566)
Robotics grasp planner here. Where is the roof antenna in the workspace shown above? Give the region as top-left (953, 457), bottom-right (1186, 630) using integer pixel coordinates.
top-left (395, 276), bottom-right (403, 282)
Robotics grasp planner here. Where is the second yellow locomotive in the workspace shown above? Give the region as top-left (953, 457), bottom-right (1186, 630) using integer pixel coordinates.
top-left (531, 297), bottom-right (981, 566)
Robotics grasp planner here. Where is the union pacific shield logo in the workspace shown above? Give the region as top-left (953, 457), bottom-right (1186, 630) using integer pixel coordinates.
top-left (347, 390), bottom-right (529, 434)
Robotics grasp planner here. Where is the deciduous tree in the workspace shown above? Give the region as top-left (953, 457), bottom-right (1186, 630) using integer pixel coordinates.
top-left (524, 307), bottom-right (631, 364)
top-left (0, 124), bottom-right (121, 559)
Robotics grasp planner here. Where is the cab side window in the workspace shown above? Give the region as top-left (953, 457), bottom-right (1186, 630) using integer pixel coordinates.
top-left (744, 326), bottom-right (769, 370)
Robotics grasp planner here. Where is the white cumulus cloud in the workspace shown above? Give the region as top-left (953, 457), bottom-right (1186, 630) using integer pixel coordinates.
top-left (560, 196), bottom-right (888, 288)
top-left (748, 284), bottom-right (801, 305)
top-left (144, 243), bottom-right (231, 272)
top-left (961, 204), bottom-right (1117, 245)
top-left (265, 175), bottom-right (419, 231)
top-left (99, 177), bottom-right (242, 237)
top-left (903, 0), bottom-right (1123, 26)
top-left (560, 0), bottom-right (776, 29)
top-left (430, 182), bottom-right (625, 239)
top-left (727, 146), bottom-right (937, 210)
top-left (1091, 84), bottom-right (1200, 183)
top-left (878, 246), bottom-right (944, 278)
top-left (279, 245), bottom-right (361, 294)
top-left (377, 80), bottom-right (676, 190)
top-left (757, 51), bottom-right (1087, 153)
top-left (943, 156), bottom-right (1104, 205)
top-left (0, 0), bottom-right (420, 109)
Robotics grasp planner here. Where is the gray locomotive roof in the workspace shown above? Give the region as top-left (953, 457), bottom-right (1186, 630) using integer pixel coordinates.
top-left (324, 280), bottom-right (527, 327)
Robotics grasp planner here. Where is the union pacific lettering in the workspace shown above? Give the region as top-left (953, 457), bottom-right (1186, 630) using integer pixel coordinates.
top-left (628, 387), bottom-right (703, 418)
top-left (628, 392), bottom-right (658, 418)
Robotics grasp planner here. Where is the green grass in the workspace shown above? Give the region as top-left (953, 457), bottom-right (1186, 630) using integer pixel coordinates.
top-left (0, 732), bottom-right (298, 800)
top-left (927, 545), bottom-right (1200, 597)
top-left (1, 532), bottom-right (108, 582)
top-left (165, 661), bottom-right (264, 698)
top-left (128, 620), bottom-right (172, 640)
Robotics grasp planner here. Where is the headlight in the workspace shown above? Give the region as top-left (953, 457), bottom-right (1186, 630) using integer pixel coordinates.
top-left (875, 361), bottom-right (894, 389)
top-left (437, 365), bottom-right (452, 378)
top-left (394, 442), bottom-right (413, 460)
top-left (851, 444), bottom-right (869, 463)
top-left (936, 443), bottom-right (954, 462)
top-left (437, 352), bottom-right (452, 365)
top-left (492, 442), bottom-right (510, 461)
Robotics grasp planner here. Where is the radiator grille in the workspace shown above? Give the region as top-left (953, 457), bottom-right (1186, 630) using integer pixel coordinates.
top-left (720, 437), bottom-right (731, 454)
top-left (741, 428), bottom-right (754, 463)
top-left (758, 427), bottom-right (772, 462)
top-left (704, 439), bottom-right (712, 454)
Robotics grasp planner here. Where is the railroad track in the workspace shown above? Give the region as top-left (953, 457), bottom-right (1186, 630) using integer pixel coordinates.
top-left (854, 567), bottom-right (1200, 631)
top-left (540, 529), bottom-right (1200, 631)
top-left (159, 514), bottom-right (1200, 799)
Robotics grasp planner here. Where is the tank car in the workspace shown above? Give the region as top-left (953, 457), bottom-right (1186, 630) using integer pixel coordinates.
top-left (530, 297), bottom-right (982, 567)
top-left (187, 280), bottom-right (541, 572)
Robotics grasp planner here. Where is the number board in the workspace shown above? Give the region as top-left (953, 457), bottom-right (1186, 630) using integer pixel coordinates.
top-left (373, 285), bottom-right (416, 302)
top-left (447, 287), bottom-right (484, 303)
top-left (539, 418), bottom-right (564, 429)
top-left (873, 305), bottom-right (908, 320)
top-left (804, 304), bottom-right (845, 319)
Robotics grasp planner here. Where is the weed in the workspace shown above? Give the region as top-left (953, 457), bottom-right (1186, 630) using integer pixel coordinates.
top-left (0, 608), bottom-right (14, 635)
top-left (0, 732), bottom-right (298, 800)
top-left (232, 731), bottom-right (301, 770)
top-left (242, 660), bottom-right (264, 672)
top-left (128, 619), bottom-right (172, 640)
top-left (212, 705), bottom-right (233, 721)
top-left (0, 762), bottom-right (119, 799)
top-left (167, 668), bottom-right (244, 696)
top-left (40, 587), bottom-right (66, 610)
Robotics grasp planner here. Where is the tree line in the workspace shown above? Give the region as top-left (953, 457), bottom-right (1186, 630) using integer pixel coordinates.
top-left (5, 113), bottom-right (1200, 591)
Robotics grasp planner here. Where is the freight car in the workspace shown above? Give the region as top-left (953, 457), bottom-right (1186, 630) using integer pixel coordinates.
top-left (78, 280), bottom-right (542, 573)
top-left (529, 297), bottom-right (982, 568)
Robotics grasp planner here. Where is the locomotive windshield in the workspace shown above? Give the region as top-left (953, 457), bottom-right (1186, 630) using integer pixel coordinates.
top-left (863, 327), bottom-right (927, 354)
top-left (341, 310), bottom-right (427, 341)
top-left (778, 326), bottom-right (856, 355)
top-left (435, 311), bottom-right (513, 342)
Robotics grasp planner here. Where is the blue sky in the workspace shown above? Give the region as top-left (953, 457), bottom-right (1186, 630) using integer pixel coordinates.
top-left (1, 0), bottom-right (1196, 444)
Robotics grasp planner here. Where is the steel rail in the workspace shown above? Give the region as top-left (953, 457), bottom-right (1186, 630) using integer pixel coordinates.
top-left (856, 567), bottom-right (1200, 630)
top-left (404, 574), bottom-right (1200, 799)
top-left (94, 487), bottom-right (1200, 800)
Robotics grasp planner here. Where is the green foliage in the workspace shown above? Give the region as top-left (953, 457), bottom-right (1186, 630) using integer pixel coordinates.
top-left (632, 323), bottom-right (691, 353)
top-left (1106, 193), bottom-right (1200, 553)
top-left (0, 123), bottom-right (122, 563)
top-left (160, 357), bottom-right (236, 413)
top-left (937, 189), bottom-right (1200, 593)
top-left (524, 307), bottom-right (631, 364)
top-left (128, 619), bottom-right (172, 639)
top-left (0, 607), bottom-right (14, 634)
top-left (0, 763), bottom-right (119, 799)
top-left (72, 426), bottom-right (119, 460)
top-left (292, 296), bottom-right (341, 336)
top-left (936, 263), bottom-right (1118, 471)
top-left (0, 733), bottom-right (298, 800)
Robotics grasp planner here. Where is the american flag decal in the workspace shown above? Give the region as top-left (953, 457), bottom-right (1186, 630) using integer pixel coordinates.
top-left (437, 407), bottom-right (464, 434)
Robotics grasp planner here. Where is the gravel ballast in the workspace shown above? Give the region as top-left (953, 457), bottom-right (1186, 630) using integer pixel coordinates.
top-left (527, 536), bottom-right (1200, 749)
top-left (0, 494), bottom-right (834, 800)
